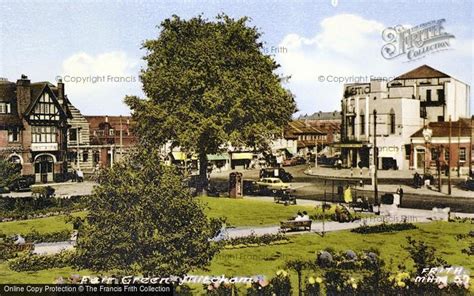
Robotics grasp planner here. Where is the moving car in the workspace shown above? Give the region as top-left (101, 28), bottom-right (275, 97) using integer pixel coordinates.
top-left (255, 177), bottom-right (291, 191)
top-left (259, 168), bottom-right (293, 182)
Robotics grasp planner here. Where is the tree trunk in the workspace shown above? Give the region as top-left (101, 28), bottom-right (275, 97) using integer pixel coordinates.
top-left (198, 152), bottom-right (209, 196)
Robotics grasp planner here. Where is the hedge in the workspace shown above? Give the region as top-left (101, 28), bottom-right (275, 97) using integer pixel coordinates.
top-left (351, 223), bottom-right (417, 234)
top-left (8, 251), bottom-right (74, 272)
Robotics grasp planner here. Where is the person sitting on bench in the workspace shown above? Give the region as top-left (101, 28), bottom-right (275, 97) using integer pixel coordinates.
top-left (301, 211), bottom-right (310, 220)
top-left (294, 211), bottom-right (304, 221)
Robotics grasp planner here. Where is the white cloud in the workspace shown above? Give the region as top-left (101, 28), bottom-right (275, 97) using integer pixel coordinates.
top-left (60, 51), bottom-right (141, 115)
top-left (274, 14), bottom-right (473, 116)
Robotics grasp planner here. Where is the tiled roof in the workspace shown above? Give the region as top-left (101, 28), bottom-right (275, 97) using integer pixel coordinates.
top-left (85, 115), bottom-right (133, 129)
top-left (395, 65), bottom-right (450, 80)
top-left (0, 114), bottom-right (23, 128)
top-left (298, 111), bottom-right (341, 120)
top-left (0, 82), bottom-right (16, 102)
top-left (411, 118), bottom-right (472, 138)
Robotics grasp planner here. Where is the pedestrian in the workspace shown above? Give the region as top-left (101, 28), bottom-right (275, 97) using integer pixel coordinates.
top-left (397, 186), bottom-right (404, 206)
top-left (344, 185), bottom-right (353, 204)
top-left (72, 169), bottom-right (77, 182)
top-left (359, 179), bottom-right (364, 187)
top-left (413, 172), bottom-right (420, 188)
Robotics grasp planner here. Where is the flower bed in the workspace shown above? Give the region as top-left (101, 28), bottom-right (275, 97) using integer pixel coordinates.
top-left (351, 222), bottom-right (417, 234)
top-left (222, 233), bottom-right (289, 249)
top-left (0, 195), bottom-right (86, 222)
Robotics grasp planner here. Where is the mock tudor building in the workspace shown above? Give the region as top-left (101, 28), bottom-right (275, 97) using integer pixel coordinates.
top-left (339, 65), bottom-right (470, 171)
top-left (0, 75), bottom-right (71, 183)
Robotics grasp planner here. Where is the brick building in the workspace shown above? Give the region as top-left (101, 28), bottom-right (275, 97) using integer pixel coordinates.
top-left (83, 115), bottom-right (135, 170)
top-left (0, 75), bottom-right (71, 183)
top-left (410, 118), bottom-right (473, 176)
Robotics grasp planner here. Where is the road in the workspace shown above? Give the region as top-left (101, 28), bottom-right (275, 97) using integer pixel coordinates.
top-left (211, 165), bottom-right (474, 213)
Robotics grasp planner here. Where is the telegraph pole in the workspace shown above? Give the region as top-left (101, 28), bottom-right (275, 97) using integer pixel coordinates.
top-left (373, 109), bottom-right (378, 206)
top-left (120, 115), bottom-right (123, 161)
top-left (448, 116), bottom-right (452, 195)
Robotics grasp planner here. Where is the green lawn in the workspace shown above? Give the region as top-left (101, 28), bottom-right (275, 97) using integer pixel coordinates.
top-left (0, 197), bottom-right (321, 235)
top-left (202, 221), bottom-right (473, 278)
top-left (0, 197), bottom-right (471, 293)
top-left (200, 196), bottom-right (335, 227)
top-left (0, 221), bottom-right (471, 291)
top-left (0, 212), bottom-right (86, 236)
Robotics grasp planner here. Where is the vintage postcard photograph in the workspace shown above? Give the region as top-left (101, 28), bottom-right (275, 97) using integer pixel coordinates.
top-left (0, 0), bottom-right (472, 295)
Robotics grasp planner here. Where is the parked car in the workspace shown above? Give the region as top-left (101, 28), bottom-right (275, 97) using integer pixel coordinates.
top-left (463, 179), bottom-right (474, 191)
top-left (295, 157), bottom-right (306, 165)
top-left (255, 177), bottom-right (291, 191)
top-left (282, 158), bottom-right (297, 166)
top-left (259, 168), bottom-right (293, 182)
top-left (9, 177), bottom-right (33, 192)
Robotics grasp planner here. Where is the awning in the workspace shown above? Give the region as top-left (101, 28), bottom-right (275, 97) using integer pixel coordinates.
top-left (207, 153), bottom-right (229, 161)
top-left (231, 152), bottom-right (254, 160)
top-left (332, 143), bottom-right (364, 148)
top-left (171, 152), bottom-right (186, 161)
top-left (171, 152), bottom-right (197, 161)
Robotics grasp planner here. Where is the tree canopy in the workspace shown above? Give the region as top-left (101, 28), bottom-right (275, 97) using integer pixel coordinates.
top-left (74, 150), bottom-right (221, 276)
top-left (125, 14), bottom-right (296, 192)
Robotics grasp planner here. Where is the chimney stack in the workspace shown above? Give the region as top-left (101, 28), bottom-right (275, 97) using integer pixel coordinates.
top-left (16, 74), bottom-right (31, 118)
top-left (57, 78), bottom-right (65, 105)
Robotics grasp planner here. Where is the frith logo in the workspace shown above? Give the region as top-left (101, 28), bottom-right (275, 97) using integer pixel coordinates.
top-left (381, 19), bottom-right (455, 62)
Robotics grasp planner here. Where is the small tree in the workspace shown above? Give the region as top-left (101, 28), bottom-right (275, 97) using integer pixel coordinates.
top-left (74, 149), bottom-right (222, 276)
top-left (0, 156), bottom-right (21, 189)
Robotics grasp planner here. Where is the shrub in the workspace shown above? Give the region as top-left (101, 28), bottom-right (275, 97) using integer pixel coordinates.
top-left (270, 271), bottom-right (292, 295)
top-left (317, 251), bottom-right (333, 268)
top-left (23, 230), bottom-right (71, 243)
top-left (351, 222), bottom-right (417, 234)
top-left (204, 282), bottom-right (239, 295)
top-left (8, 251), bottom-right (74, 272)
top-left (304, 276), bottom-right (322, 296)
top-left (223, 233), bottom-right (289, 249)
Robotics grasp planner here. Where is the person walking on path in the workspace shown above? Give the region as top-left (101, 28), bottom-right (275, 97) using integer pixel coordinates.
top-left (344, 186), bottom-right (353, 203)
top-left (397, 186), bottom-right (404, 207)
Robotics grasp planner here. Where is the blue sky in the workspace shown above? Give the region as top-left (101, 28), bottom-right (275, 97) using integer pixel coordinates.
top-left (0, 0), bottom-right (472, 116)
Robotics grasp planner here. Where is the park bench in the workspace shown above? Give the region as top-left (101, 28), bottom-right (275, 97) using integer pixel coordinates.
top-left (279, 220), bottom-right (312, 232)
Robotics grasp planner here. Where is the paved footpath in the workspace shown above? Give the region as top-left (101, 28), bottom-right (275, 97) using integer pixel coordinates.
top-left (306, 166), bottom-right (474, 199)
top-left (224, 196), bottom-right (474, 239)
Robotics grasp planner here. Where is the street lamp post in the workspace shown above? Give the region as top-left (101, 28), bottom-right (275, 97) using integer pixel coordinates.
top-left (470, 115), bottom-right (473, 177)
top-left (373, 109), bottom-right (378, 206)
top-left (422, 126), bottom-right (432, 186)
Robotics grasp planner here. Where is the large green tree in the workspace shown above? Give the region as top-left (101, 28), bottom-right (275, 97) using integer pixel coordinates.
top-left (125, 14), bottom-right (296, 194)
top-left (74, 149), bottom-right (221, 276)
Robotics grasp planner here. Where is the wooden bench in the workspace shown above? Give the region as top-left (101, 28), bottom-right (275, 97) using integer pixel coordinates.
top-left (280, 220), bottom-right (312, 232)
